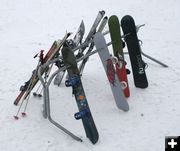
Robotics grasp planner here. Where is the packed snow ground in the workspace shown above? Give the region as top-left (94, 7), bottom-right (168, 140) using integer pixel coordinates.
top-left (0, 0), bottom-right (180, 150)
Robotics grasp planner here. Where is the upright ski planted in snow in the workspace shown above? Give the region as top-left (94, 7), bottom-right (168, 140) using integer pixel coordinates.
top-left (121, 15), bottom-right (148, 88)
top-left (108, 15), bottom-right (130, 97)
top-left (94, 32), bottom-right (129, 111)
top-left (61, 45), bottom-right (99, 144)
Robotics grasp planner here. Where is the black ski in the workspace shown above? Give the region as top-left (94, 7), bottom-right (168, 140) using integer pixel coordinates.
top-left (121, 15), bottom-right (148, 88)
top-left (61, 44), bottom-right (99, 144)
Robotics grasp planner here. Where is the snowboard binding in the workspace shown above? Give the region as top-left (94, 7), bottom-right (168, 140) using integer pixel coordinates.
top-left (65, 75), bottom-right (81, 87)
top-left (74, 109), bottom-right (90, 120)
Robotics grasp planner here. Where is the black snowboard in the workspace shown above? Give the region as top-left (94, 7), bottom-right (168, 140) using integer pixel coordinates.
top-left (61, 45), bottom-right (99, 144)
top-left (121, 15), bottom-right (148, 88)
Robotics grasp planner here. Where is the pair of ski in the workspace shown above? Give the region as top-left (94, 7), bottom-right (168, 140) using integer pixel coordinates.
top-left (13, 32), bottom-right (71, 106)
top-left (13, 13), bottom-right (89, 106)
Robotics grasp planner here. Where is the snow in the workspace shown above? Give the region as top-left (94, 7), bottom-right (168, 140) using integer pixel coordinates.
top-left (0, 0), bottom-right (180, 150)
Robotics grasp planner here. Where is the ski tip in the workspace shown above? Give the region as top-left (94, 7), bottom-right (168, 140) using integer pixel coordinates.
top-left (13, 116), bottom-right (19, 120)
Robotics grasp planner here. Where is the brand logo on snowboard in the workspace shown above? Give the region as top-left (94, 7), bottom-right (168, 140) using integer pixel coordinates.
top-left (136, 55), bottom-right (145, 74)
top-left (106, 59), bottom-right (116, 86)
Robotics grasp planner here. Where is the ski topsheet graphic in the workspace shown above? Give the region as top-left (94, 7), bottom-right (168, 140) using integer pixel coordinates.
top-left (94, 32), bottom-right (129, 111)
top-left (108, 15), bottom-right (130, 97)
top-left (121, 15), bottom-right (148, 88)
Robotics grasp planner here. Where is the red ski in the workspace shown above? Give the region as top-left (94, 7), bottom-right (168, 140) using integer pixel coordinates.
top-left (13, 33), bottom-right (71, 105)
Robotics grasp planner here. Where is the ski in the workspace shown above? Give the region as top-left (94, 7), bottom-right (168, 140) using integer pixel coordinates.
top-left (79, 16), bottom-right (108, 75)
top-left (121, 15), bottom-right (148, 88)
top-left (13, 33), bottom-right (71, 105)
top-left (62, 44), bottom-right (99, 144)
top-left (76, 10), bottom-right (105, 58)
top-left (108, 15), bottom-right (130, 97)
top-left (94, 32), bottom-right (129, 111)
top-left (73, 20), bottom-right (85, 46)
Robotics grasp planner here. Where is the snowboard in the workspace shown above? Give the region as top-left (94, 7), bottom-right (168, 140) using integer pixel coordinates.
top-left (61, 45), bottom-right (99, 144)
top-left (94, 32), bottom-right (129, 111)
top-left (121, 15), bottom-right (148, 88)
top-left (108, 15), bottom-right (130, 97)
top-left (14, 33), bottom-right (71, 105)
top-left (76, 10), bottom-right (105, 58)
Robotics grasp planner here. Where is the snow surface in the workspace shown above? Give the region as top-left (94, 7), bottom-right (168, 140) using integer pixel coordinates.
top-left (0, 0), bottom-right (180, 150)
